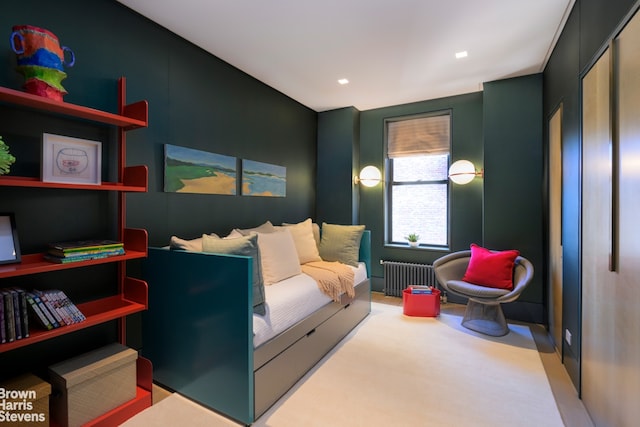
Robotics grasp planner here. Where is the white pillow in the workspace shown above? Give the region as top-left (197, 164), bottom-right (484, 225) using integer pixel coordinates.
top-left (312, 222), bottom-right (321, 247)
top-left (282, 218), bottom-right (322, 264)
top-left (257, 229), bottom-right (302, 285)
top-left (224, 229), bottom-right (244, 239)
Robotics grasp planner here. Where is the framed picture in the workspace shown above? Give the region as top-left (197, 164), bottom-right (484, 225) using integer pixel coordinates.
top-left (0, 213), bottom-right (21, 265)
top-left (241, 159), bottom-right (286, 197)
top-left (42, 133), bottom-right (102, 185)
top-left (164, 144), bottom-right (237, 195)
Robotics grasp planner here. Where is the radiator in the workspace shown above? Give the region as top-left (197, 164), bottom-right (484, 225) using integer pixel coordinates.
top-left (382, 260), bottom-right (436, 297)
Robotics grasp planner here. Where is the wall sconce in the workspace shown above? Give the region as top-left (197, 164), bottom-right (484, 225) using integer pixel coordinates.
top-left (354, 165), bottom-right (382, 187)
top-left (448, 160), bottom-right (483, 185)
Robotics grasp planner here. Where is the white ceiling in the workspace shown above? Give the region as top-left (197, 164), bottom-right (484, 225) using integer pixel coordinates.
top-left (117, 0), bottom-right (574, 112)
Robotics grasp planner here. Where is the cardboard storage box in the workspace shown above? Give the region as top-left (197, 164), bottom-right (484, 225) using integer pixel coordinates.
top-left (48, 343), bottom-right (137, 427)
top-left (0, 373), bottom-right (51, 426)
top-left (403, 287), bottom-right (441, 317)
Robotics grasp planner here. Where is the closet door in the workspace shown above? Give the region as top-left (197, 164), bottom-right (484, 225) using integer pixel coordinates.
top-left (582, 9), bottom-right (640, 426)
top-left (613, 10), bottom-right (640, 424)
top-left (581, 46), bottom-right (615, 426)
top-left (548, 105), bottom-right (563, 352)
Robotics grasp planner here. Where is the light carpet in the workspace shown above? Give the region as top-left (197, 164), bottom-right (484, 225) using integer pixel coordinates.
top-left (122, 302), bottom-right (565, 426)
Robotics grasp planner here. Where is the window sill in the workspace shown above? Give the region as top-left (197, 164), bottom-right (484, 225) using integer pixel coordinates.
top-left (384, 243), bottom-right (450, 252)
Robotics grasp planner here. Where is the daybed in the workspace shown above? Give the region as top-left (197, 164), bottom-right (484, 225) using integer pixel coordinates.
top-left (141, 222), bottom-right (371, 425)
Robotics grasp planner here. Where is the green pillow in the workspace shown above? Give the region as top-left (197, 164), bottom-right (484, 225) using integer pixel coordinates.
top-left (318, 223), bottom-right (365, 267)
top-left (202, 234), bottom-right (266, 315)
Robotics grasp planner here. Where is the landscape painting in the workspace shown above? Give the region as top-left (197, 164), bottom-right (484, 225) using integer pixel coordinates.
top-left (242, 160), bottom-right (286, 197)
top-left (164, 144), bottom-right (237, 195)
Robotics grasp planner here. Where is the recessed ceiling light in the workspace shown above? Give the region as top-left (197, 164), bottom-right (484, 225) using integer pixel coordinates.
top-left (338, 78), bottom-right (349, 85)
top-left (455, 51), bottom-right (468, 59)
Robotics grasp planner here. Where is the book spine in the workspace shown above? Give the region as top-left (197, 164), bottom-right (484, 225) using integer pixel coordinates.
top-left (0, 292), bottom-right (5, 344)
top-left (410, 285), bottom-right (434, 294)
top-left (44, 253), bottom-right (110, 264)
top-left (4, 290), bottom-right (16, 342)
top-left (57, 292), bottom-right (76, 325)
top-left (16, 288), bottom-right (29, 338)
top-left (50, 247), bottom-right (125, 258)
top-left (35, 291), bottom-right (65, 327)
top-left (48, 291), bottom-right (72, 326)
top-left (10, 289), bottom-right (22, 340)
top-left (29, 293), bottom-right (59, 329)
top-left (53, 291), bottom-right (76, 325)
top-left (49, 241), bottom-right (124, 252)
top-left (59, 291), bottom-right (85, 322)
top-left (25, 293), bottom-right (53, 330)
top-left (56, 244), bottom-right (123, 252)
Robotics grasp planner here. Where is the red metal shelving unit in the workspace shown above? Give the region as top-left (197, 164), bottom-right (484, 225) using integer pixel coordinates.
top-left (0, 78), bottom-right (153, 423)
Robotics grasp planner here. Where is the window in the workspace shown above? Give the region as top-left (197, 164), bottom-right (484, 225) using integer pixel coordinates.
top-left (385, 112), bottom-right (451, 247)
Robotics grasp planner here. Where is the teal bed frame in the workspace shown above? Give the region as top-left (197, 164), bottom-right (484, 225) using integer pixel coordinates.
top-left (141, 231), bottom-right (371, 425)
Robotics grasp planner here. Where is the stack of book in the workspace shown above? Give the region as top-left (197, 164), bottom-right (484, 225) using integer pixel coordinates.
top-left (0, 288), bottom-right (29, 343)
top-left (409, 285), bottom-right (435, 294)
top-left (44, 239), bottom-right (125, 264)
top-left (1, 288), bottom-right (86, 343)
top-left (27, 289), bottom-right (86, 331)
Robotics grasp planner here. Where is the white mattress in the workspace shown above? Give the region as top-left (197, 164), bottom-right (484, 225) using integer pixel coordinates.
top-left (253, 262), bottom-right (367, 348)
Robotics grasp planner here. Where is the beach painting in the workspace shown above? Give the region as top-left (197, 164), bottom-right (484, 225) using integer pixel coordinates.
top-left (242, 159), bottom-right (286, 197)
top-left (164, 144), bottom-right (237, 195)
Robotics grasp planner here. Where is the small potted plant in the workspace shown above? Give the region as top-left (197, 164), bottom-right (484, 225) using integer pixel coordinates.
top-left (0, 136), bottom-right (16, 175)
top-left (405, 233), bottom-right (420, 247)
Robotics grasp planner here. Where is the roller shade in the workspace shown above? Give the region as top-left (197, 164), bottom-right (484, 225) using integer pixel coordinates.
top-left (387, 114), bottom-right (450, 158)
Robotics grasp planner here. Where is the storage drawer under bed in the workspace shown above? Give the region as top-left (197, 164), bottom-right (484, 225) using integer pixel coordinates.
top-left (253, 279), bottom-right (370, 417)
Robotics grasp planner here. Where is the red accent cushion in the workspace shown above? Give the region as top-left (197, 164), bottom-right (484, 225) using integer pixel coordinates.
top-left (462, 244), bottom-right (520, 290)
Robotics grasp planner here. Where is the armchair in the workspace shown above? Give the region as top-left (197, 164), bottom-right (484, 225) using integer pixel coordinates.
top-left (433, 250), bottom-right (534, 336)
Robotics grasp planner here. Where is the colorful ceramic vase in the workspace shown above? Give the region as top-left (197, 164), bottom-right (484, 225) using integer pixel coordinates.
top-left (10, 25), bottom-right (75, 101)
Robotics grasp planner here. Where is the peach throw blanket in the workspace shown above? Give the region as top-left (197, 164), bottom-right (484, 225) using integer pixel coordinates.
top-left (301, 261), bottom-right (355, 302)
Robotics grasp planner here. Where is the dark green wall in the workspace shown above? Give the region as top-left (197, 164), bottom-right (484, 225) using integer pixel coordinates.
top-left (543, 0), bottom-right (637, 389)
top-left (353, 80), bottom-right (545, 323)
top-left (317, 107), bottom-right (360, 225)
top-left (483, 75), bottom-right (544, 310)
top-left (1, 0), bottom-right (318, 249)
top-left (357, 92), bottom-right (484, 289)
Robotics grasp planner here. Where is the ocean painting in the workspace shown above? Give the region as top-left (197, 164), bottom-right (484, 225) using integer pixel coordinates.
top-left (242, 160), bottom-right (286, 197)
top-left (164, 144), bottom-right (237, 195)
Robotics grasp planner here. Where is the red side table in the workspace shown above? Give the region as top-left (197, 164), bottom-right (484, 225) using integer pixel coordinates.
top-left (403, 288), bottom-right (441, 317)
